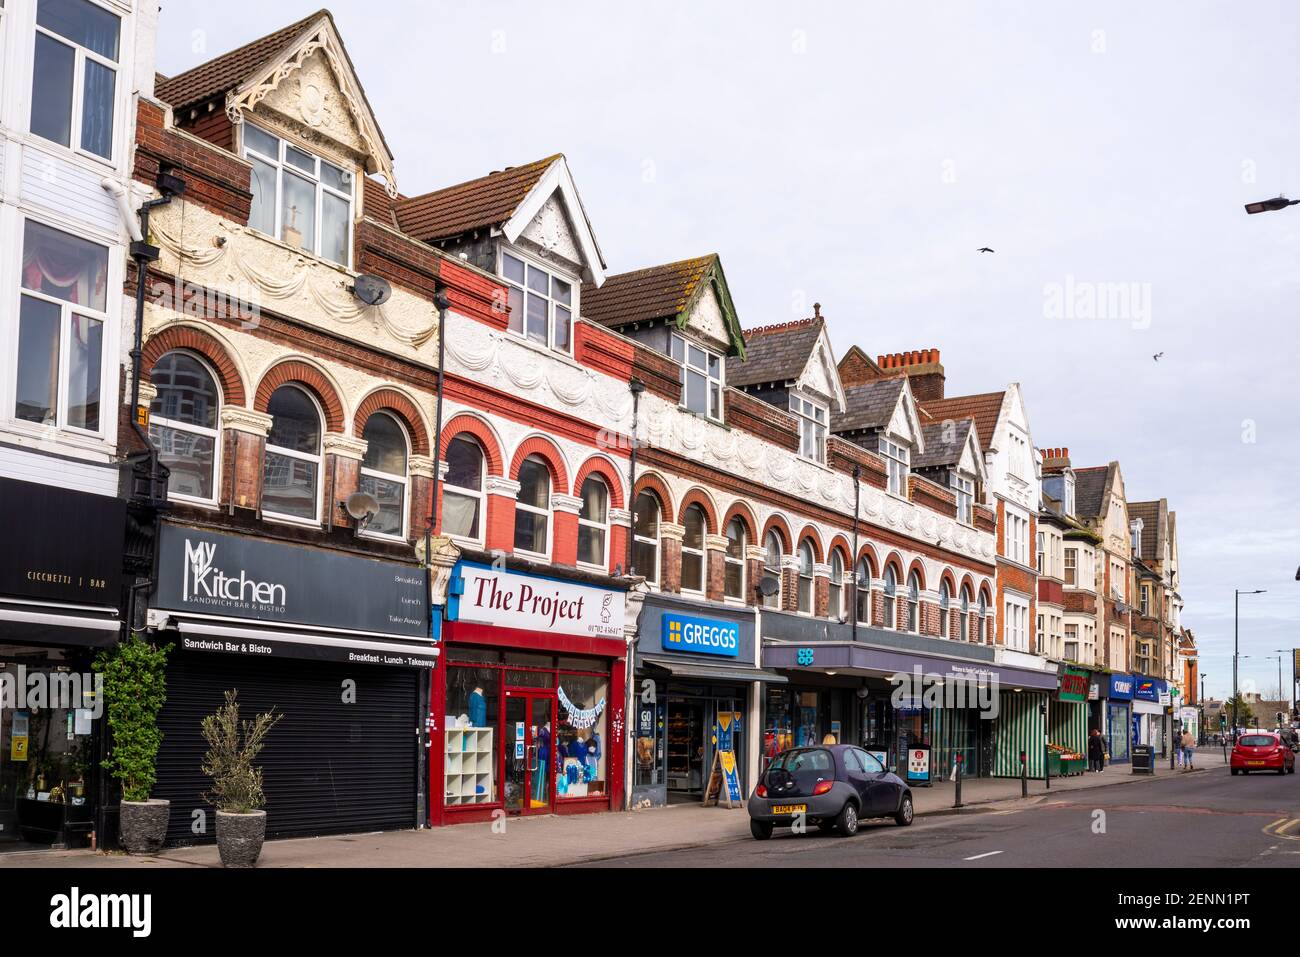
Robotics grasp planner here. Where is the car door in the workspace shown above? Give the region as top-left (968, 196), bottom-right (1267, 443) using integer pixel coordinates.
top-left (855, 748), bottom-right (896, 815)
top-left (841, 748), bottom-right (872, 809)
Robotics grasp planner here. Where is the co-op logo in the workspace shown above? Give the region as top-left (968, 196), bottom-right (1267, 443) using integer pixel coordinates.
top-left (183, 539), bottom-right (286, 608)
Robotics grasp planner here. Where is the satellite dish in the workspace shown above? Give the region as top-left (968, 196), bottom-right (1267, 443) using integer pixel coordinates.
top-left (344, 491), bottom-right (380, 526)
top-left (351, 274), bottom-right (392, 307)
top-left (758, 576), bottom-right (781, 598)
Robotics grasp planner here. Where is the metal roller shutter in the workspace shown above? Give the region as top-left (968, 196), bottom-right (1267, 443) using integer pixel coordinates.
top-left (154, 650), bottom-right (419, 845)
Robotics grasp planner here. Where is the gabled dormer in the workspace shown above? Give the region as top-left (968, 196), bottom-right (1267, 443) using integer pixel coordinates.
top-left (723, 307), bottom-right (846, 463)
top-left (831, 374), bottom-right (925, 495)
top-left (156, 10), bottom-right (398, 270)
top-left (398, 154), bottom-right (605, 356)
top-left (913, 417), bottom-right (988, 525)
top-left (582, 254), bottom-right (745, 423)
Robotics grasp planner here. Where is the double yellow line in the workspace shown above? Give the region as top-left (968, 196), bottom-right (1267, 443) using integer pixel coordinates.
top-left (1263, 817), bottom-right (1300, 840)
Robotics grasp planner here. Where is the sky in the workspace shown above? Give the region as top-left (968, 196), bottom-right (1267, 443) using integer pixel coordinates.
top-left (155, 1), bottom-right (1300, 701)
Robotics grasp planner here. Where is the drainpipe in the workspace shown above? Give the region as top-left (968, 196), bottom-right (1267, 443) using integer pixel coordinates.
top-left (625, 378), bottom-right (645, 575)
top-left (851, 463), bottom-right (861, 642)
top-left (424, 284), bottom-right (452, 561)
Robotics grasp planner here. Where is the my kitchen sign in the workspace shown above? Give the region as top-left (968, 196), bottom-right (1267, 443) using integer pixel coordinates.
top-left (447, 562), bottom-right (626, 639)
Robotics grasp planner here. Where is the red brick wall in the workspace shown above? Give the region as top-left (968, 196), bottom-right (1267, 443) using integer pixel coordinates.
top-left (133, 99), bottom-right (251, 222)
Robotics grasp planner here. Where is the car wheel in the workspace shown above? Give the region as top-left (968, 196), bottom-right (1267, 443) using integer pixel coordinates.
top-left (750, 819), bottom-right (773, 841)
top-left (1288, 764), bottom-right (1295, 775)
top-left (1281, 768), bottom-right (1288, 776)
top-left (834, 801), bottom-right (859, 837)
top-left (895, 793), bottom-right (914, 827)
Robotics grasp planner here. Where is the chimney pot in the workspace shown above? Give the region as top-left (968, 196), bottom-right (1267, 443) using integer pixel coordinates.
top-left (1063, 447), bottom-right (1069, 458)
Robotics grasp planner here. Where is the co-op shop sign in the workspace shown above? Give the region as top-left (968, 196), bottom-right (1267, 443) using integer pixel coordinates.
top-left (662, 613), bottom-right (739, 658)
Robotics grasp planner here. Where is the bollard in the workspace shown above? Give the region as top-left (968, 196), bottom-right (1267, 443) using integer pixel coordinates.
top-left (1020, 750), bottom-right (1028, 797)
top-left (954, 753), bottom-right (964, 809)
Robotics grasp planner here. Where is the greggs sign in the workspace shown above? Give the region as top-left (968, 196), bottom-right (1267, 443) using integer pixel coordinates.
top-left (448, 562), bottom-right (626, 639)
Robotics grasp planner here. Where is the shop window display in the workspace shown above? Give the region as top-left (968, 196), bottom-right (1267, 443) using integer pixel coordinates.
top-left (444, 666), bottom-right (499, 805)
top-left (555, 674), bottom-right (608, 799)
top-left (763, 687), bottom-right (822, 763)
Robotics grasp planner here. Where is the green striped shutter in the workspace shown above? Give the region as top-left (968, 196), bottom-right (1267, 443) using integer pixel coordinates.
top-left (994, 691), bottom-right (1047, 777)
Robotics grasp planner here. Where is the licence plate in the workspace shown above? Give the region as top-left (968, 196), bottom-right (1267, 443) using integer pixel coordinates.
top-left (771, 804), bottom-right (807, 815)
top-left (1247, 760), bottom-right (1265, 765)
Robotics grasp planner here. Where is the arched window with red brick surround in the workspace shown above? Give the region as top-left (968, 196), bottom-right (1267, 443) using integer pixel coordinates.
top-left (576, 474), bottom-right (610, 569)
top-left (262, 384), bottom-right (324, 523)
top-left (514, 454), bottom-right (553, 558)
top-left (149, 350), bottom-right (222, 505)
top-left (631, 488), bottom-right (663, 585)
top-left (354, 388), bottom-right (430, 456)
top-left (680, 503), bottom-right (708, 595)
top-left (442, 434), bottom-right (486, 544)
top-left (855, 545), bottom-right (879, 626)
top-left (359, 411), bottom-right (409, 539)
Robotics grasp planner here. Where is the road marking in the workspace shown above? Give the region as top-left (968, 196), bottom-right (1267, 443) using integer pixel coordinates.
top-left (964, 850), bottom-right (1004, 860)
top-left (1261, 818), bottom-right (1300, 840)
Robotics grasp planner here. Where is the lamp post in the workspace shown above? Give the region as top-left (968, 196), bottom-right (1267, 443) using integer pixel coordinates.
top-left (1199, 672), bottom-right (1207, 745)
top-left (1244, 196), bottom-right (1300, 214)
top-left (1267, 653), bottom-right (1285, 722)
top-left (1233, 589), bottom-right (1267, 740)
top-left (1278, 649), bottom-right (1295, 718)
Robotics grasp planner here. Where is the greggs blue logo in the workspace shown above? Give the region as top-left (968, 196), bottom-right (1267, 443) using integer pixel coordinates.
top-left (662, 613), bottom-right (739, 657)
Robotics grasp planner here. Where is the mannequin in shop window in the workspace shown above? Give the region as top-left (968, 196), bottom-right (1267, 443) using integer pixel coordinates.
top-left (532, 722), bottom-right (550, 807)
top-left (468, 687), bottom-right (486, 728)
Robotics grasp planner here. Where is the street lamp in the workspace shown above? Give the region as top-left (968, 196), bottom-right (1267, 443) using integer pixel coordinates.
top-left (1276, 649), bottom-right (1294, 717)
top-left (1233, 589), bottom-right (1267, 739)
top-left (1244, 196), bottom-right (1300, 214)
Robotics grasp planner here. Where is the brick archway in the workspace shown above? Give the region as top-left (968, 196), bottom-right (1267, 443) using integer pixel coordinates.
top-left (633, 473), bottom-right (674, 518)
top-left (355, 388), bottom-right (430, 456)
top-left (722, 501), bottom-right (758, 541)
top-left (573, 455), bottom-right (625, 508)
top-left (143, 325), bottom-right (246, 407)
top-left (509, 435), bottom-right (570, 493)
top-left (254, 360), bottom-right (345, 432)
top-left (761, 513), bottom-right (792, 552)
top-left (677, 487), bottom-right (719, 533)
top-left (440, 414), bottom-right (504, 476)
top-left (795, 524), bottom-right (824, 563)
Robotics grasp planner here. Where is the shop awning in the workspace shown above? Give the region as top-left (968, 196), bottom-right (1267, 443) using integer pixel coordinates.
top-left (0, 599), bottom-right (120, 648)
top-left (761, 642), bottom-right (1059, 691)
top-left (169, 617), bottom-right (439, 669)
top-left (638, 654), bottom-right (787, 684)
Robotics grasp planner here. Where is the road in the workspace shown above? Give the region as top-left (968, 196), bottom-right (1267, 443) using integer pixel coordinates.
top-left (581, 764), bottom-right (1300, 868)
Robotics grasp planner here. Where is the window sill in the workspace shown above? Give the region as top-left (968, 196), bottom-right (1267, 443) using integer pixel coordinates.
top-left (675, 404), bottom-right (728, 429)
top-left (1, 420), bottom-right (116, 455)
top-left (244, 223), bottom-right (354, 275)
top-left (262, 511), bottom-right (323, 530)
top-left (514, 548), bottom-right (551, 564)
top-left (502, 328), bottom-right (580, 369)
top-left (576, 561), bottom-right (608, 576)
top-left (169, 495), bottom-right (221, 511)
top-left (21, 133), bottom-right (118, 180)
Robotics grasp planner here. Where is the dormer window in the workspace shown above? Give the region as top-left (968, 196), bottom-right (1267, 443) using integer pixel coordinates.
top-left (789, 394), bottom-right (827, 463)
top-left (879, 436), bottom-right (910, 496)
top-left (1063, 472), bottom-right (1076, 516)
top-left (243, 122), bottom-right (354, 267)
top-left (670, 333), bottom-right (722, 421)
top-left (500, 250), bottom-right (573, 354)
top-left (952, 473), bottom-right (974, 525)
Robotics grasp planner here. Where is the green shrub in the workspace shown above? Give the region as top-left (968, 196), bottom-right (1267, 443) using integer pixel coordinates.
top-left (201, 690), bottom-right (283, 813)
top-left (95, 634), bottom-right (172, 802)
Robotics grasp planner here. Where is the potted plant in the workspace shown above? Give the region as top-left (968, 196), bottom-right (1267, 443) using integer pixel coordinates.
top-left (94, 634), bottom-right (172, 854)
top-left (200, 690), bottom-right (282, 868)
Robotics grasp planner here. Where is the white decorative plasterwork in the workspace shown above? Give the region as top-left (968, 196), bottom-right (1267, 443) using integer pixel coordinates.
top-left (550, 493), bottom-right (583, 514)
top-left (657, 522), bottom-right (685, 542)
top-left (225, 20), bottom-right (397, 196)
top-left (520, 195), bottom-right (583, 267)
top-left (149, 201), bottom-right (438, 355)
top-left (705, 534), bottom-right (730, 552)
top-left (323, 433), bottom-right (367, 460)
top-left (220, 406), bottom-right (273, 436)
top-left (408, 454), bottom-right (435, 479)
top-left (485, 476), bottom-right (522, 497)
top-left (609, 507), bottom-right (631, 525)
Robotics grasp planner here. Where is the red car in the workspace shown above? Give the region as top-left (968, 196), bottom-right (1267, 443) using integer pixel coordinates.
top-left (1230, 732), bottom-right (1296, 775)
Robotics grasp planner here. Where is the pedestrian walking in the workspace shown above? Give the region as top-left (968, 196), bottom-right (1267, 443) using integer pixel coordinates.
top-left (1088, 728), bottom-right (1106, 773)
top-left (1181, 729), bottom-right (1195, 770)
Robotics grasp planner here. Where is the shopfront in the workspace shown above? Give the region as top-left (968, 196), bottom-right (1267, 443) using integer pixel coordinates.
top-left (1047, 666), bottom-right (1090, 772)
top-left (433, 559), bottom-right (628, 826)
top-left (1133, 676), bottom-right (1167, 756)
top-left (631, 594), bottom-right (778, 808)
top-left (0, 477), bottom-right (126, 851)
top-left (1105, 674), bottom-right (1133, 764)
top-left (148, 523), bottom-right (436, 845)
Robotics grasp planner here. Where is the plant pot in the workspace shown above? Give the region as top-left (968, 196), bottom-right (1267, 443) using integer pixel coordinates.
top-left (215, 810), bottom-right (266, 868)
top-left (119, 799), bottom-right (169, 855)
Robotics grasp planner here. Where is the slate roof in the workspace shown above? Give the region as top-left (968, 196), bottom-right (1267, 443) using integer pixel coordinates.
top-left (394, 156), bottom-right (560, 244)
top-left (156, 10), bottom-right (328, 113)
top-left (727, 317), bottom-right (824, 387)
top-left (1128, 499), bottom-right (1166, 563)
top-left (913, 419), bottom-right (973, 470)
top-left (1074, 465), bottom-right (1111, 519)
top-left (831, 377), bottom-right (907, 434)
top-left (581, 255), bottom-right (717, 329)
top-left (919, 391), bottom-right (1005, 453)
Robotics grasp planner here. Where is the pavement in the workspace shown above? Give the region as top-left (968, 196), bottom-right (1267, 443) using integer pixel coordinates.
top-left (0, 751), bottom-right (1217, 869)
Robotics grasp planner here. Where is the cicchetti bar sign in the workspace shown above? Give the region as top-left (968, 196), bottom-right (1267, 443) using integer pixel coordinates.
top-left (0, 477), bottom-right (125, 605)
top-left (447, 562), bottom-right (626, 639)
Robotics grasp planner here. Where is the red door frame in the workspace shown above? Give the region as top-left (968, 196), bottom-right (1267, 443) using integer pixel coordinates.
top-left (504, 688), bottom-right (557, 816)
top-left (429, 619), bottom-right (626, 827)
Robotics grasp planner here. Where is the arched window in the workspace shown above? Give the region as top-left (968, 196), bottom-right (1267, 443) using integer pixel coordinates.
top-left (882, 566), bottom-right (898, 629)
top-left (762, 530), bottom-right (783, 609)
top-left (855, 558), bottom-right (872, 624)
top-left (829, 551), bottom-right (845, 619)
top-left (959, 586), bottom-right (972, 642)
top-left (939, 581), bottom-right (951, 638)
top-left (443, 436), bottom-right (484, 542)
top-left (262, 385), bottom-right (321, 522)
top-left (359, 412), bottom-right (408, 538)
top-left (681, 504), bottom-right (706, 593)
top-left (514, 455), bottom-right (551, 556)
top-left (149, 351), bottom-right (219, 503)
top-left (724, 517), bottom-right (747, 601)
top-left (906, 571), bottom-right (921, 633)
top-left (977, 593), bottom-right (989, 643)
top-left (797, 542), bottom-right (814, 614)
top-left (633, 491), bottom-right (660, 585)
top-left (577, 476), bottom-right (609, 568)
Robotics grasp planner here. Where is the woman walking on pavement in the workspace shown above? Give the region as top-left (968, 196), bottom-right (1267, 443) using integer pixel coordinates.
top-left (1181, 728), bottom-right (1195, 770)
top-left (1088, 728), bottom-right (1106, 773)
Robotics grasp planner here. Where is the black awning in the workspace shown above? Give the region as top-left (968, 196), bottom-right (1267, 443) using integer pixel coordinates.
top-left (171, 618), bottom-right (439, 669)
top-left (0, 600), bottom-right (121, 649)
top-left (638, 654), bottom-right (787, 684)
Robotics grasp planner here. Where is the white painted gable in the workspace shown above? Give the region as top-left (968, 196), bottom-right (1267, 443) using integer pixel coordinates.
top-left (884, 380), bottom-right (924, 453)
top-left (795, 329), bottom-right (847, 412)
top-left (518, 194), bottom-right (585, 277)
top-left (686, 286), bottom-right (731, 351)
top-left (502, 158), bottom-right (606, 285)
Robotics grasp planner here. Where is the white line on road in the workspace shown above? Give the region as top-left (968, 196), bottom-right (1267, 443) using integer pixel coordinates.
top-left (964, 850), bottom-right (1004, 861)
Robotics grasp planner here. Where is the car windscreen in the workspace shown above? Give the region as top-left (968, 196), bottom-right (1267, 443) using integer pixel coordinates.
top-left (1239, 735), bottom-right (1276, 747)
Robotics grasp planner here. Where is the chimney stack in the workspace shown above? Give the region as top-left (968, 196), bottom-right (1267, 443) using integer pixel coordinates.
top-left (871, 348), bottom-right (945, 401)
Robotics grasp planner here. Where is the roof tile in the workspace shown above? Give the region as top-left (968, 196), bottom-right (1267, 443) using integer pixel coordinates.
top-left (581, 255), bottom-right (716, 329)
top-left (394, 156), bottom-right (559, 244)
top-left (727, 317), bottom-right (823, 387)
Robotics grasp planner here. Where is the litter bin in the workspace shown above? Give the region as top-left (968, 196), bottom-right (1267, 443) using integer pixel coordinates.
top-left (1131, 743), bottom-right (1155, 775)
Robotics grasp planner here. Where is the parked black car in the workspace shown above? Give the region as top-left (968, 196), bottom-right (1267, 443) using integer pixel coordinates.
top-left (747, 744), bottom-right (914, 839)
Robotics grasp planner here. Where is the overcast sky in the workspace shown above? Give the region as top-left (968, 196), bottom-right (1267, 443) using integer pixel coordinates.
top-left (157, 1), bottom-right (1300, 702)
